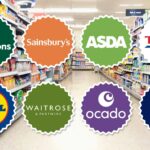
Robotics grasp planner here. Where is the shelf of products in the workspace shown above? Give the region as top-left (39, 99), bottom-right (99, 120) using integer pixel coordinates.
top-left (53, 59), bottom-right (72, 82)
top-left (0, 0), bottom-right (31, 32)
top-left (0, 1), bottom-right (72, 123)
top-left (71, 50), bottom-right (94, 70)
top-left (100, 12), bottom-right (150, 100)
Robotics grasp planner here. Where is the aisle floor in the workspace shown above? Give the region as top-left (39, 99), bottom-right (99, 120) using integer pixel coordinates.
top-left (0, 71), bottom-right (150, 150)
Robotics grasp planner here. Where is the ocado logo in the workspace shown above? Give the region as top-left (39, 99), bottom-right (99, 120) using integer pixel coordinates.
top-left (145, 36), bottom-right (150, 48)
top-left (0, 94), bottom-right (8, 123)
top-left (85, 91), bottom-right (126, 119)
top-left (98, 91), bottom-right (114, 107)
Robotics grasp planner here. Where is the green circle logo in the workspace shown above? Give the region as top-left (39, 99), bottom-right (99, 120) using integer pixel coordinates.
top-left (0, 18), bottom-right (15, 64)
top-left (23, 83), bottom-right (73, 134)
top-left (82, 16), bottom-right (131, 67)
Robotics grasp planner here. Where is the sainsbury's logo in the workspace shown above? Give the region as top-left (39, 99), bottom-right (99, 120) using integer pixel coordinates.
top-left (145, 36), bottom-right (150, 48)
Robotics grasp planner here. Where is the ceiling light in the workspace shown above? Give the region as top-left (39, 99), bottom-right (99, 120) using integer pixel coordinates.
top-left (20, 8), bottom-right (98, 13)
top-left (70, 24), bottom-right (85, 28)
top-left (60, 17), bottom-right (74, 22)
top-left (120, 4), bottom-right (144, 7)
top-left (115, 11), bottom-right (125, 14)
top-left (118, 17), bottom-right (131, 20)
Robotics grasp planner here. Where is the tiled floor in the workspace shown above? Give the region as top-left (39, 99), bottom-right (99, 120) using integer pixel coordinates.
top-left (0, 71), bottom-right (149, 150)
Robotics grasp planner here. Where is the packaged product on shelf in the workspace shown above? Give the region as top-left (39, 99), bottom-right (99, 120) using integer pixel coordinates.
top-left (0, 62), bottom-right (10, 73)
top-left (9, 58), bottom-right (16, 71)
top-left (0, 76), bottom-right (16, 90)
top-left (16, 62), bottom-right (31, 72)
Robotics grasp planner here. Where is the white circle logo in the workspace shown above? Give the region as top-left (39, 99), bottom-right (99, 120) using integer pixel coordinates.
top-left (98, 91), bottom-right (114, 107)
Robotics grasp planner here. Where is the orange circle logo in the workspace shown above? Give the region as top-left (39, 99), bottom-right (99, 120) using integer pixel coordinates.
top-left (24, 17), bottom-right (73, 66)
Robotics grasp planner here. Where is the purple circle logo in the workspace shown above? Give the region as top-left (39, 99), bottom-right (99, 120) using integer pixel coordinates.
top-left (82, 82), bottom-right (132, 134)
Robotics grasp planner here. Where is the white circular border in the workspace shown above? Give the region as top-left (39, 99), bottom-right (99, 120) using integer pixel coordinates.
top-left (81, 15), bottom-right (132, 68)
top-left (81, 81), bottom-right (133, 135)
top-left (0, 17), bottom-right (16, 66)
top-left (139, 86), bottom-right (150, 129)
top-left (23, 82), bottom-right (75, 135)
top-left (23, 15), bottom-right (75, 68)
top-left (0, 84), bottom-right (16, 134)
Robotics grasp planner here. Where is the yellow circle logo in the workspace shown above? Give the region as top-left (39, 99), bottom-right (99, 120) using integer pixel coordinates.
top-left (0, 94), bottom-right (8, 123)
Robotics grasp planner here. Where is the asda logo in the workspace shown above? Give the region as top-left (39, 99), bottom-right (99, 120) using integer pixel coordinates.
top-left (86, 36), bottom-right (127, 48)
top-left (82, 16), bottom-right (131, 67)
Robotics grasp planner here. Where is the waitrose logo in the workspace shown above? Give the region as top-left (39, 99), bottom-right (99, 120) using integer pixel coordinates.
top-left (25, 104), bottom-right (72, 116)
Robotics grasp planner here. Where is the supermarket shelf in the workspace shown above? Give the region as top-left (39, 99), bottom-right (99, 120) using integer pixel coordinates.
top-left (114, 71), bottom-right (122, 75)
top-left (141, 61), bottom-right (150, 64)
top-left (12, 54), bottom-right (19, 58)
top-left (55, 71), bottom-right (72, 82)
top-left (17, 26), bottom-right (25, 33)
top-left (100, 70), bottom-right (117, 84)
top-left (121, 76), bottom-right (132, 82)
top-left (122, 85), bottom-right (141, 100)
top-left (2, 0), bottom-right (18, 13)
top-left (142, 71), bottom-right (150, 75)
top-left (32, 81), bottom-right (40, 87)
top-left (17, 58), bottom-right (30, 62)
top-left (10, 82), bottom-right (31, 93)
top-left (3, 17), bottom-right (18, 27)
top-left (46, 78), bottom-right (53, 82)
top-left (0, 71), bottom-right (17, 77)
top-left (31, 71), bottom-right (40, 76)
top-left (18, 71), bottom-right (31, 75)
top-left (132, 25), bottom-right (144, 32)
top-left (72, 68), bottom-right (94, 70)
top-left (132, 67), bottom-right (140, 70)
top-left (100, 70), bottom-right (141, 100)
top-left (141, 82), bottom-right (150, 87)
top-left (73, 59), bottom-right (86, 62)
top-left (122, 69), bottom-right (133, 73)
top-left (14, 108), bottom-right (22, 121)
top-left (132, 78), bottom-right (141, 83)
top-left (40, 76), bottom-right (47, 81)
top-left (125, 62), bottom-right (133, 65)
top-left (133, 55), bottom-right (139, 59)
top-left (17, 14), bottom-right (30, 24)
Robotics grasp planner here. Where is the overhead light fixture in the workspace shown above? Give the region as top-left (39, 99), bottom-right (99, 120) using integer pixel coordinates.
top-left (120, 4), bottom-right (144, 7)
top-left (20, 8), bottom-right (98, 13)
top-left (60, 17), bottom-right (74, 22)
top-left (70, 24), bottom-right (85, 28)
top-left (115, 11), bottom-right (125, 14)
top-left (118, 17), bottom-right (131, 20)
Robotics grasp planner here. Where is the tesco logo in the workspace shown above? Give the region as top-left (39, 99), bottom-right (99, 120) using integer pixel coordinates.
top-left (145, 36), bottom-right (150, 48)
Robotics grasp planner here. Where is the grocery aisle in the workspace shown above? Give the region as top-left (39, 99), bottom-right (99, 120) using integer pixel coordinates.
top-left (0, 71), bottom-right (150, 150)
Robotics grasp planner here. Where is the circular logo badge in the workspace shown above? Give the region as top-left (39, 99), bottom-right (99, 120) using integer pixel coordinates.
top-left (82, 16), bottom-right (131, 67)
top-left (0, 85), bottom-right (15, 133)
top-left (82, 82), bottom-right (132, 134)
top-left (23, 83), bottom-right (74, 134)
top-left (139, 20), bottom-right (150, 62)
top-left (24, 16), bottom-right (73, 67)
top-left (0, 18), bottom-right (15, 64)
top-left (140, 89), bottom-right (150, 128)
